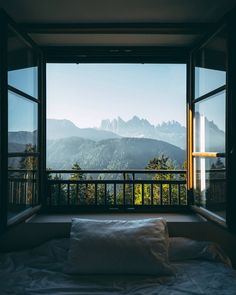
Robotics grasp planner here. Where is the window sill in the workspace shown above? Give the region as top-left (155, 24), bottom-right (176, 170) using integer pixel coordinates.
top-left (191, 205), bottom-right (227, 229)
top-left (27, 212), bottom-right (206, 223)
top-left (7, 205), bottom-right (41, 227)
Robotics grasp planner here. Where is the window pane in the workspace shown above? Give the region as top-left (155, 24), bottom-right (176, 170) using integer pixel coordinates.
top-left (8, 156), bottom-right (38, 220)
top-left (194, 91), bottom-right (225, 153)
top-left (194, 28), bottom-right (226, 98)
top-left (8, 26), bottom-right (38, 98)
top-left (193, 157), bottom-right (226, 219)
top-left (8, 91), bottom-right (38, 153)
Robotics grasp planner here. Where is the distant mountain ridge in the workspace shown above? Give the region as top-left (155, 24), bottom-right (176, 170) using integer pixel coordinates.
top-left (47, 137), bottom-right (185, 170)
top-left (100, 116), bottom-right (186, 149)
top-left (8, 116), bottom-right (225, 157)
top-left (8, 131), bottom-right (37, 145)
top-left (47, 119), bottom-right (120, 141)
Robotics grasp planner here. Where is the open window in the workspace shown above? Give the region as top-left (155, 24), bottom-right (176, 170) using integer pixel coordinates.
top-left (0, 12), bottom-right (43, 229)
top-left (190, 26), bottom-right (228, 224)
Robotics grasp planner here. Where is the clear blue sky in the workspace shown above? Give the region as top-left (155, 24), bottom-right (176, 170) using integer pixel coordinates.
top-left (47, 63), bottom-right (187, 128)
top-left (8, 63), bottom-right (226, 132)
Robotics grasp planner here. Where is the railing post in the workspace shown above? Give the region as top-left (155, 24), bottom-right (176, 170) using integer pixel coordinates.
top-left (123, 172), bottom-right (126, 207)
top-left (132, 172), bottom-right (135, 206)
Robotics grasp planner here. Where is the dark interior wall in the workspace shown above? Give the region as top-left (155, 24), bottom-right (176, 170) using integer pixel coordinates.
top-left (1, 220), bottom-right (236, 267)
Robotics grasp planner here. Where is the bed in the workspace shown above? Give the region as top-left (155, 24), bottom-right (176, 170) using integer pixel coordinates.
top-left (0, 219), bottom-right (236, 295)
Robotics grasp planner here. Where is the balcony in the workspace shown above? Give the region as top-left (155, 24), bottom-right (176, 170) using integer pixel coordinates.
top-left (8, 169), bottom-right (186, 213)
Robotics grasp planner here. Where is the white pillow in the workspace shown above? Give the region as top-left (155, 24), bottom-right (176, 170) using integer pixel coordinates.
top-left (169, 237), bottom-right (232, 266)
top-left (64, 218), bottom-right (174, 275)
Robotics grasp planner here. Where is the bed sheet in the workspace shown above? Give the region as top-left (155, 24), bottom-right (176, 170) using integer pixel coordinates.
top-left (0, 238), bottom-right (236, 295)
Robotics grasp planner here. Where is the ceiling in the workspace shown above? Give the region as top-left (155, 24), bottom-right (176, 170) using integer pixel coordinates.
top-left (1, 0), bottom-right (236, 48)
top-left (1, 0), bottom-right (236, 23)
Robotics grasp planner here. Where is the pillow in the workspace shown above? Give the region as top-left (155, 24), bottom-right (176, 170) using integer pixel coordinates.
top-left (64, 218), bottom-right (174, 275)
top-left (169, 237), bottom-right (232, 266)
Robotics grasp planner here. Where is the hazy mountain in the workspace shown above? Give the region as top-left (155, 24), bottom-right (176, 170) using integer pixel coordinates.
top-left (8, 114), bottom-right (225, 172)
top-left (47, 137), bottom-right (185, 170)
top-left (47, 119), bottom-right (120, 141)
top-left (8, 131), bottom-right (37, 153)
top-left (100, 116), bottom-right (186, 149)
top-left (8, 131), bottom-right (37, 144)
top-left (194, 112), bottom-right (225, 152)
top-left (8, 142), bottom-right (26, 153)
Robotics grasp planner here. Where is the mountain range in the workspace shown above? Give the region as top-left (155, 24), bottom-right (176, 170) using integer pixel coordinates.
top-left (8, 116), bottom-right (225, 170)
top-left (46, 117), bottom-right (186, 149)
top-left (100, 116), bottom-right (186, 149)
top-left (47, 119), bottom-right (120, 141)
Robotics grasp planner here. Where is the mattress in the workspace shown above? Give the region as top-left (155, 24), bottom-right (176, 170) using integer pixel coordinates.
top-left (0, 238), bottom-right (236, 295)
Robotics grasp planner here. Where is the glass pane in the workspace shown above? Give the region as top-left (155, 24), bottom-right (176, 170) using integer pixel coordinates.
top-left (8, 26), bottom-right (38, 98)
top-left (193, 157), bottom-right (226, 219)
top-left (194, 91), bottom-right (225, 153)
top-left (8, 91), bottom-right (38, 153)
top-left (194, 28), bottom-right (226, 98)
top-left (8, 156), bottom-right (38, 220)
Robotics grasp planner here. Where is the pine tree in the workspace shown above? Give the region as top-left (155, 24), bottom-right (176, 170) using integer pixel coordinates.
top-left (69, 162), bottom-right (86, 205)
top-left (145, 154), bottom-right (175, 205)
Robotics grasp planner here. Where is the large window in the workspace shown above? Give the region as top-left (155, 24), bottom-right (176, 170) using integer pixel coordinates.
top-left (192, 27), bottom-right (227, 220)
top-left (46, 63), bottom-right (187, 209)
top-left (7, 25), bottom-right (40, 221)
top-left (47, 63), bottom-right (186, 170)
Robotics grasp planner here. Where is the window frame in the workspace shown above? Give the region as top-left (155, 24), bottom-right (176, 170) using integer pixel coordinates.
top-left (0, 11), bottom-right (44, 231)
top-left (189, 23), bottom-right (232, 229)
top-left (1, 9), bottom-right (235, 232)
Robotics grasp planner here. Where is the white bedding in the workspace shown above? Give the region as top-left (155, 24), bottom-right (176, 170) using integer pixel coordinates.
top-left (0, 238), bottom-right (236, 295)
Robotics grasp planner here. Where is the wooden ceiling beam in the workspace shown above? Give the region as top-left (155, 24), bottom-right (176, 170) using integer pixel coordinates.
top-left (21, 23), bottom-right (213, 35)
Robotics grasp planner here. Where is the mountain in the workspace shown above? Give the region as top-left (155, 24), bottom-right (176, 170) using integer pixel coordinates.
top-left (8, 131), bottom-right (37, 153)
top-left (100, 116), bottom-right (186, 149)
top-left (8, 131), bottom-right (37, 145)
top-left (194, 112), bottom-right (225, 152)
top-left (47, 119), bottom-right (120, 141)
top-left (47, 137), bottom-right (185, 170)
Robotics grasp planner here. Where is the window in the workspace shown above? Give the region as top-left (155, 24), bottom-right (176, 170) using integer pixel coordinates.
top-left (7, 26), bottom-right (40, 221)
top-left (192, 27), bottom-right (227, 220)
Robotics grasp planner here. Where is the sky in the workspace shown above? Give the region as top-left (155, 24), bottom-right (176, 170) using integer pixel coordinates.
top-left (8, 63), bottom-right (226, 132)
top-left (46, 63), bottom-right (187, 128)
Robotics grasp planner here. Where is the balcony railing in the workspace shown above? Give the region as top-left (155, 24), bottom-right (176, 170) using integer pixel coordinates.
top-left (45, 169), bottom-right (187, 211)
top-left (8, 168), bottom-right (227, 213)
top-left (8, 169), bottom-right (38, 215)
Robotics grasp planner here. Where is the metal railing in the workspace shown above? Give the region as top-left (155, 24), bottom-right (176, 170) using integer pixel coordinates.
top-left (7, 169), bottom-right (226, 213)
top-left (8, 170), bottom-right (38, 211)
top-left (46, 170), bottom-right (187, 211)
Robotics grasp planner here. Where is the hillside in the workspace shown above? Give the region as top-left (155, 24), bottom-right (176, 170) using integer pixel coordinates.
top-left (47, 137), bottom-right (185, 170)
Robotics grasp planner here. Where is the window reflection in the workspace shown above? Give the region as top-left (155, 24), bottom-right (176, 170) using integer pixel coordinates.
top-left (194, 28), bottom-right (226, 98)
top-left (8, 156), bottom-right (38, 219)
top-left (8, 91), bottom-right (38, 153)
top-left (8, 26), bottom-right (38, 98)
top-left (194, 91), bottom-right (225, 153)
top-left (194, 157), bottom-right (226, 219)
